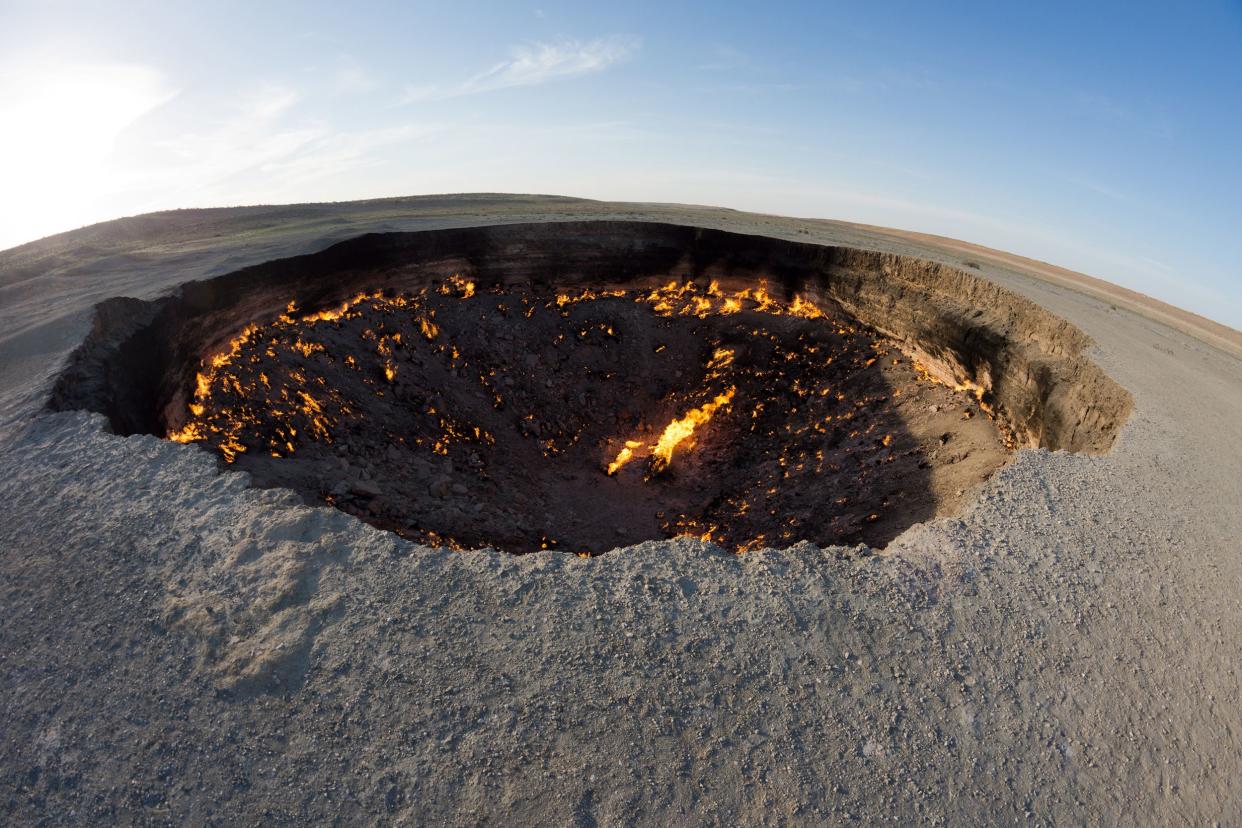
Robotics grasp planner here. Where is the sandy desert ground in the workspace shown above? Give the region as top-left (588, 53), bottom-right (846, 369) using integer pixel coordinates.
top-left (1, 194), bottom-right (1240, 824)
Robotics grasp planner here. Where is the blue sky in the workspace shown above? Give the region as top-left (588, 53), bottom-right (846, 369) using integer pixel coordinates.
top-left (2, 1), bottom-right (1240, 328)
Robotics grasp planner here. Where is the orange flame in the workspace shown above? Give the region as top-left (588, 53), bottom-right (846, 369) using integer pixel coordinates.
top-left (604, 387), bottom-right (736, 477)
top-left (168, 422), bottom-right (205, 444)
top-left (606, 440), bottom-right (644, 475)
top-left (788, 295), bottom-right (824, 319)
top-left (649, 387), bottom-right (735, 473)
top-left (440, 274), bottom-right (476, 298)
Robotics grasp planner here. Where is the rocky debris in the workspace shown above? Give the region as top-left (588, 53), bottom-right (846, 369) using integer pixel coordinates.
top-left (350, 479), bottom-right (382, 498)
top-left (171, 281), bottom-right (1011, 553)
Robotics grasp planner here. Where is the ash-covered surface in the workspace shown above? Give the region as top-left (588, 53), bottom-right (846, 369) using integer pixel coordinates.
top-left (175, 278), bottom-right (1008, 552)
top-left (2, 196), bottom-right (1241, 826)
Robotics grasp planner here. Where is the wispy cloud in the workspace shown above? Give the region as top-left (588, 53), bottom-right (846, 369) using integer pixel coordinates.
top-left (129, 84), bottom-right (437, 205)
top-left (246, 123), bottom-right (442, 192)
top-left (401, 35), bottom-right (639, 103)
top-left (696, 44), bottom-right (756, 73)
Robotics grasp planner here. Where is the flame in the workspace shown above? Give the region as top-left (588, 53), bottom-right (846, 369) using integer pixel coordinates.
top-left (606, 440), bottom-right (643, 475)
top-left (913, 359), bottom-right (998, 418)
top-left (299, 291), bottom-right (378, 324)
top-left (291, 338), bottom-right (324, 358)
top-left (649, 387), bottom-right (735, 474)
top-left (788, 295), bottom-right (824, 319)
top-left (708, 347), bottom-right (735, 370)
top-left (440, 274), bottom-right (476, 298)
top-left (166, 323), bottom-right (262, 446)
top-left (168, 421), bottom-right (205, 443)
top-left (168, 288), bottom-right (499, 464)
top-left (605, 345), bottom-right (738, 476)
top-left (554, 288), bottom-right (627, 310)
top-left (750, 282), bottom-right (779, 314)
top-left (638, 278), bottom-right (827, 322)
top-left (737, 535), bottom-right (767, 554)
top-left (170, 274), bottom-right (975, 554)
top-left (952, 380), bottom-right (993, 414)
top-left (218, 437), bottom-right (246, 463)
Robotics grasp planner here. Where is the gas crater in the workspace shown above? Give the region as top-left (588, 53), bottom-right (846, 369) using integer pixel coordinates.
top-left (48, 221), bottom-right (1132, 554)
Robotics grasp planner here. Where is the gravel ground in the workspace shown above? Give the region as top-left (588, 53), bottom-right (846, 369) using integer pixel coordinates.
top-left (1, 195), bottom-right (1240, 824)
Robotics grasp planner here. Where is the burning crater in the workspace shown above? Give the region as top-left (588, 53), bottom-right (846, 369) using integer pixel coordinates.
top-left (48, 222), bottom-right (1132, 555)
top-left (163, 279), bottom-right (1007, 552)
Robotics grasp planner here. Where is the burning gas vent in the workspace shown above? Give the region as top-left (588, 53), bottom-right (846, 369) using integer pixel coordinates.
top-left (47, 221), bottom-right (1132, 554)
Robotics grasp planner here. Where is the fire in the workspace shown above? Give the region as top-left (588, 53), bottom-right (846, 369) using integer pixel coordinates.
top-left (604, 343), bottom-right (738, 476)
top-left (291, 338), bottom-right (324, 358)
top-left (440, 274), bottom-right (476, 298)
top-left (166, 290), bottom-right (433, 460)
top-left (649, 387), bottom-right (736, 473)
top-left (554, 288), bottom-right (626, 311)
top-left (604, 387), bottom-right (735, 476)
top-left (788, 295), bottom-right (824, 319)
top-left (299, 291), bottom-right (379, 324)
top-left (167, 323), bottom-right (263, 447)
top-left (551, 278), bottom-right (828, 324)
top-left (606, 440), bottom-right (643, 475)
top-left (633, 278), bottom-right (824, 321)
top-left (912, 359), bottom-right (1003, 425)
top-left (164, 271), bottom-right (1008, 554)
top-left (750, 283), bottom-right (779, 314)
top-left (168, 421), bottom-right (204, 443)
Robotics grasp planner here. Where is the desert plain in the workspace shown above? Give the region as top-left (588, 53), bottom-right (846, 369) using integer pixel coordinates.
top-left (1, 194), bottom-right (1240, 824)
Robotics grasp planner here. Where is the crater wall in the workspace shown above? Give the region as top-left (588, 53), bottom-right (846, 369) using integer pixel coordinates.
top-left (48, 221), bottom-right (1132, 454)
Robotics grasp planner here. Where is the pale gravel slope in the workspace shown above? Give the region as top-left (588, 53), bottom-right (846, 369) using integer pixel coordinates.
top-left (1, 195), bottom-right (1240, 824)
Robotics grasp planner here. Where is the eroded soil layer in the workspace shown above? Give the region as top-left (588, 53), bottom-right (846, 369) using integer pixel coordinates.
top-left (168, 278), bottom-right (1008, 553)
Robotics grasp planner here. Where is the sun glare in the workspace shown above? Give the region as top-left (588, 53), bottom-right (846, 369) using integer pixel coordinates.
top-left (0, 61), bottom-right (175, 248)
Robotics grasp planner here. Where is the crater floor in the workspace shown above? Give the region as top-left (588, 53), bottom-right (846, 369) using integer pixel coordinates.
top-left (172, 278), bottom-right (1009, 552)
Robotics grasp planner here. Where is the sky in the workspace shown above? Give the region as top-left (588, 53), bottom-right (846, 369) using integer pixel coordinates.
top-left (1, 1), bottom-right (1240, 328)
